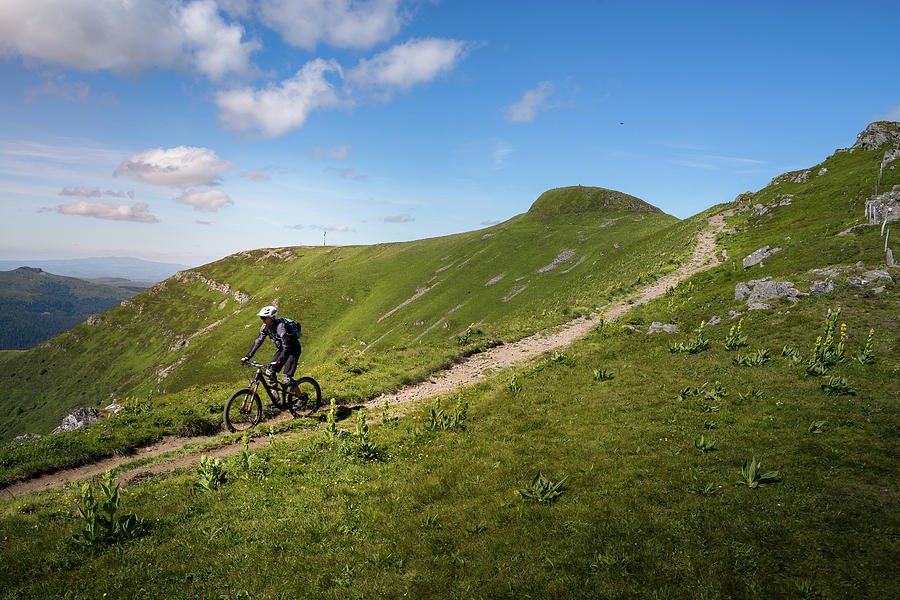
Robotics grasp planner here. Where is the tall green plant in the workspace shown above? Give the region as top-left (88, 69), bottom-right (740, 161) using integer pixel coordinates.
top-left (71, 471), bottom-right (144, 549)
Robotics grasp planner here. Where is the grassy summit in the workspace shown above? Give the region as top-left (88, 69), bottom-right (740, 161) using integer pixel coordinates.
top-left (527, 185), bottom-right (664, 217)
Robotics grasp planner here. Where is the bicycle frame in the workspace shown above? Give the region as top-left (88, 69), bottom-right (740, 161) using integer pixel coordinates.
top-left (244, 361), bottom-right (287, 407)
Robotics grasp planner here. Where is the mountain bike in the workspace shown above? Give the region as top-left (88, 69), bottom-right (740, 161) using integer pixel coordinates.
top-left (223, 360), bottom-right (322, 432)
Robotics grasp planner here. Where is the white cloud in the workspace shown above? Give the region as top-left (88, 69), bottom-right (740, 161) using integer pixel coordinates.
top-left (214, 58), bottom-right (343, 138)
top-left (504, 81), bottom-right (555, 123)
top-left (177, 189), bottom-right (234, 212)
top-left (384, 213), bottom-right (413, 223)
top-left (308, 144), bottom-right (352, 160)
top-left (54, 200), bottom-right (158, 223)
top-left (338, 167), bottom-right (368, 181)
top-left (0, 0), bottom-right (258, 81)
top-left (257, 0), bottom-right (405, 50)
top-left (327, 224), bottom-right (349, 232)
top-left (114, 146), bottom-right (233, 187)
top-left (347, 38), bottom-right (467, 96)
top-left (480, 219), bottom-right (501, 226)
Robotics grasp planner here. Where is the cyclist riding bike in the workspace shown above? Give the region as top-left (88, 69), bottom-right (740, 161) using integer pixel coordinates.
top-left (242, 305), bottom-right (302, 406)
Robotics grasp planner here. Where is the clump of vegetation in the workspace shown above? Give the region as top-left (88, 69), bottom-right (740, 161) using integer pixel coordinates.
top-left (807, 420), bottom-right (827, 434)
top-left (737, 458), bottom-right (780, 488)
top-left (71, 471), bottom-right (144, 550)
top-left (694, 435), bottom-right (717, 453)
top-left (194, 456), bottom-right (227, 491)
top-left (723, 318), bottom-right (748, 350)
top-left (732, 348), bottom-right (770, 366)
top-left (854, 328), bottom-right (876, 365)
top-left (518, 472), bottom-right (568, 504)
top-left (341, 409), bottom-right (381, 461)
top-left (506, 374), bottom-right (522, 395)
top-left (669, 321), bottom-right (710, 354)
top-left (592, 367), bottom-right (614, 381)
top-left (821, 376), bottom-right (856, 396)
top-left (381, 398), bottom-right (398, 427)
top-left (424, 395), bottom-right (468, 432)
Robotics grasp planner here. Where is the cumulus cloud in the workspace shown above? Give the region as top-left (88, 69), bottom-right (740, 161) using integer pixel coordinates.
top-left (347, 38), bottom-right (467, 96)
top-left (384, 213), bottom-right (413, 223)
top-left (258, 0), bottom-right (405, 51)
top-left (308, 144), bottom-right (352, 160)
top-left (53, 200), bottom-right (158, 223)
top-left (114, 146), bottom-right (233, 187)
top-left (214, 58), bottom-right (343, 138)
top-left (177, 189), bottom-right (234, 212)
top-left (505, 81), bottom-right (556, 122)
top-left (59, 187), bottom-right (135, 199)
top-left (0, 0), bottom-right (258, 81)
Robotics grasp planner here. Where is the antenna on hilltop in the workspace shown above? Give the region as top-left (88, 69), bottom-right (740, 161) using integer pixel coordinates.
top-left (323, 230), bottom-right (326, 247)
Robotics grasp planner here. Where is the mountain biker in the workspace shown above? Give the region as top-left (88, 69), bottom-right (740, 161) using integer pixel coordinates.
top-left (241, 305), bottom-right (302, 404)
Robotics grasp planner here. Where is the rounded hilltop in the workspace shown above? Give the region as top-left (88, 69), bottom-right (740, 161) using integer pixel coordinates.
top-left (527, 185), bottom-right (663, 217)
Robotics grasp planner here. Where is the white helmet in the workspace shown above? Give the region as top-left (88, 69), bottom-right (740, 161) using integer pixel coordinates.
top-left (257, 305), bottom-right (278, 318)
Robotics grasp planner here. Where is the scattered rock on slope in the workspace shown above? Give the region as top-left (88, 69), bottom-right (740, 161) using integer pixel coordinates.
top-left (743, 245), bottom-right (782, 269)
top-left (51, 407), bottom-right (99, 434)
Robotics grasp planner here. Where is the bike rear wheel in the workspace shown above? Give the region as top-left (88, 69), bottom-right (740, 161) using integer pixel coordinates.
top-left (288, 377), bottom-right (322, 417)
top-left (224, 388), bottom-right (263, 432)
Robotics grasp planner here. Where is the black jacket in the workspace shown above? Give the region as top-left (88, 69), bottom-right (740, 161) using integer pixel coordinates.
top-left (246, 319), bottom-right (300, 366)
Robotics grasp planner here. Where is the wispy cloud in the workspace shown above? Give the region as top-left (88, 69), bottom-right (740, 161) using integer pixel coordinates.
top-left (237, 169), bottom-right (270, 181)
top-left (60, 187), bottom-right (134, 199)
top-left (49, 200), bottom-right (159, 223)
top-left (504, 81), bottom-right (556, 123)
top-left (493, 140), bottom-right (514, 169)
top-left (670, 153), bottom-right (766, 172)
top-left (384, 213), bottom-right (413, 223)
top-left (25, 72), bottom-right (119, 107)
top-left (480, 219), bottom-right (501, 226)
top-left (884, 104), bottom-right (900, 120)
top-left (308, 144), bottom-right (352, 160)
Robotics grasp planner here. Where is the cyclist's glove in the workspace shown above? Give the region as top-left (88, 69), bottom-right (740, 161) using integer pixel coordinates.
top-left (265, 364), bottom-right (277, 382)
top-left (241, 356), bottom-right (250, 365)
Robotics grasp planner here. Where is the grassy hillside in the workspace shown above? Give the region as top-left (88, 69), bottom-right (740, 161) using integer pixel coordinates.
top-left (0, 268), bottom-right (136, 350)
top-left (0, 125), bottom-right (897, 599)
top-left (0, 188), bottom-right (698, 441)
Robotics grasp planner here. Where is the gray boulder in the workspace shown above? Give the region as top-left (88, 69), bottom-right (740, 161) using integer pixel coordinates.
top-left (743, 246), bottom-right (782, 269)
top-left (705, 315), bottom-right (722, 327)
top-left (747, 280), bottom-right (805, 304)
top-left (52, 407), bottom-right (99, 434)
top-left (105, 402), bottom-right (125, 415)
top-left (13, 433), bottom-right (43, 443)
top-left (811, 266), bottom-right (844, 277)
top-left (809, 280), bottom-right (836, 295)
top-left (748, 302), bottom-right (771, 311)
top-left (846, 277), bottom-right (868, 288)
top-left (837, 224), bottom-right (873, 236)
top-left (648, 322), bottom-right (679, 334)
top-left (862, 269), bottom-right (894, 284)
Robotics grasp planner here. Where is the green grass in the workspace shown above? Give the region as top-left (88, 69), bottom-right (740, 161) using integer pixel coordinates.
top-left (1, 133), bottom-right (899, 598)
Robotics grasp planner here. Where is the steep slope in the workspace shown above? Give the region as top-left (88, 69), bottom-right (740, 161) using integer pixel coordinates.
top-left (0, 267), bottom-right (137, 350)
top-left (0, 187), bottom-right (696, 440)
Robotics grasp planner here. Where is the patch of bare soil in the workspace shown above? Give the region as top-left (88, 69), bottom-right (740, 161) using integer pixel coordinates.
top-left (5, 211), bottom-right (731, 495)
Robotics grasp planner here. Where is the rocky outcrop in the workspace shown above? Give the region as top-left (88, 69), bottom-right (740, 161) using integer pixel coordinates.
top-left (735, 277), bottom-right (805, 306)
top-left (51, 407), bottom-right (99, 434)
top-left (12, 433), bottom-right (43, 442)
top-left (537, 249), bottom-right (575, 274)
top-left (647, 322), bottom-right (679, 334)
top-left (173, 270), bottom-right (251, 304)
top-left (865, 191), bottom-right (900, 225)
top-left (809, 280), bottom-right (836, 295)
top-left (852, 121), bottom-right (900, 151)
top-left (743, 246), bottom-right (782, 269)
top-left (847, 270), bottom-right (895, 287)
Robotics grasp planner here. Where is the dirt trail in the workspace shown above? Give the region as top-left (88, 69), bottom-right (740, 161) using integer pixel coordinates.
top-left (4, 211), bottom-right (731, 496)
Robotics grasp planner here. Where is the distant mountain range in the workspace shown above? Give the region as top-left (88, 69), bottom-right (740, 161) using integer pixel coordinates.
top-left (0, 256), bottom-right (190, 282)
top-left (0, 267), bottom-right (141, 350)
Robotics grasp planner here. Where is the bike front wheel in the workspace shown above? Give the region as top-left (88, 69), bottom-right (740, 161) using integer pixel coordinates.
top-left (224, 388), bottom-right (263, 432)
top-left (288, 377), bottom-right (322, 417)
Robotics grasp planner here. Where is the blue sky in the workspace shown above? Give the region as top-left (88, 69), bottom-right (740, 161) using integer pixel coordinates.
top-left (1, 0), bottom-right (898, 266)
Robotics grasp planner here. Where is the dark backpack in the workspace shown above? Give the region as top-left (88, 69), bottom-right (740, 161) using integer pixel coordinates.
top-left (278, 317), bottom-right (302, 341)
